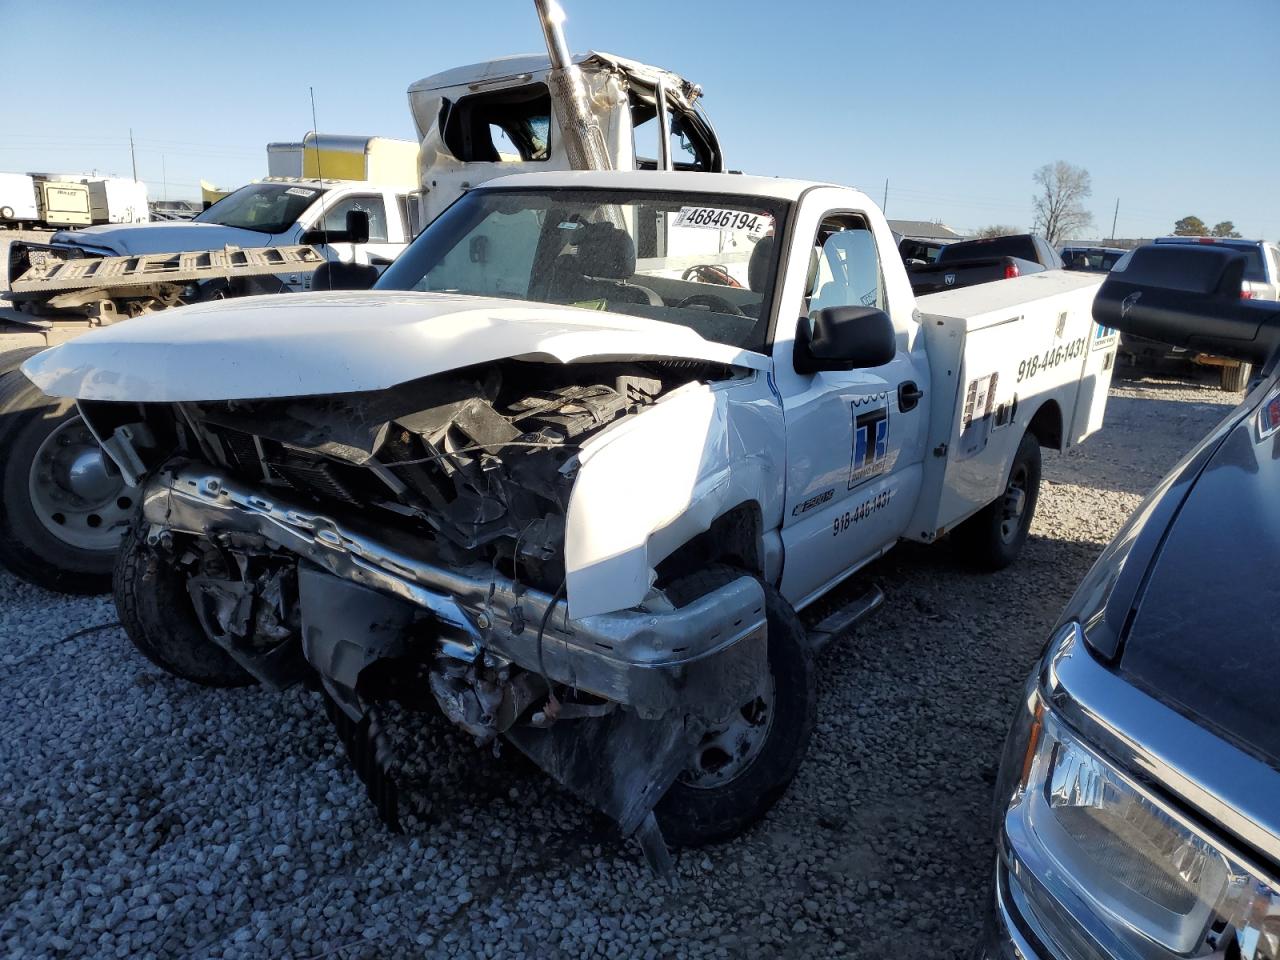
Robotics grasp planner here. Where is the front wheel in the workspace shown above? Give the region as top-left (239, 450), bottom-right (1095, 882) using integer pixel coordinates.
top-left (654, 568), bottom-right (816, 847)
top-left (953, 430), bottom-right (1042, 571)
top-left (0, 365), bottom-right (131, 593)
top-left (114, 523), bottom-right (254, 687)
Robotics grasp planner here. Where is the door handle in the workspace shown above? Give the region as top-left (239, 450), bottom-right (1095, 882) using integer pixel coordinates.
top-left (898, 381), bottom-right (924, 412)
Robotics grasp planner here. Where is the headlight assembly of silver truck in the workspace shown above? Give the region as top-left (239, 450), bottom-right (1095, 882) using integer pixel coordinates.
top-left (1000, 627), bottom-right (1280, 960)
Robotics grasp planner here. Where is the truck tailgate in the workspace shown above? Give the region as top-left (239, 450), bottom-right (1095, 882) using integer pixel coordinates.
top-left (906, 271), bottom-right (1113, 543)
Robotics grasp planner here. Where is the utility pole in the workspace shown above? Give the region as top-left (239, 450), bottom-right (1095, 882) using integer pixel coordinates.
top-left (129, 128), bottom-right (138, 182)
top-left (1109, 198), bottom-right (1119, 242)
top-left (162, 154), bottom-right (168, 201)
top-left (882, 179), bottom-right (889, 216)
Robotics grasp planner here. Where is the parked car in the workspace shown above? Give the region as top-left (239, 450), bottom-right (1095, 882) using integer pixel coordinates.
top-left (19, 168), bottom-right (1115, 866)
top-left (906, 234), bottom-right (1063, 295)
top-left (981, 241), bottom-right (1280, 960)
top-left (1118, 237), bottom-right (1280, 391)
top-left (1060, 245), bottom-right (1127, 273)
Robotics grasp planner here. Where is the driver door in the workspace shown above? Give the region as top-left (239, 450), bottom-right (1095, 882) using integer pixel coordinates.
top-left (776, 211), bottom-right (928, 606)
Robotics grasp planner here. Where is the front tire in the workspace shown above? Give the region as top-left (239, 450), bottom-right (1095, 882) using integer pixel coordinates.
top-left (654, 567), bottom-right (816, 847)
top-left (113, 523), bottom-right (254, 687)
top-left (0, 364), bottom-right (129, 593)
top-left (953, 430), bottom-right (1042, 570)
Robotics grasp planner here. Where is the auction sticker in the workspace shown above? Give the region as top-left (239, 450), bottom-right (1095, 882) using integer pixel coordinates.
top-left (674, 206), bottom-right (771, 236)
top-left (285, 187), bottom-right (318, 198)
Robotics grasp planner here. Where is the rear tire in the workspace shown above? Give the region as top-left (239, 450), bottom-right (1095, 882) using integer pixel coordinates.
top-left (113, 523), bottom-right (254, 687)
top-left (1220, 361), bottom-right (1252, 392)
top-left (953, 430), bottom-right (1042, 571)
top-left (0, 364), bottom-right (125, 593)
top-left (654, 566), bottom-right (816, 847)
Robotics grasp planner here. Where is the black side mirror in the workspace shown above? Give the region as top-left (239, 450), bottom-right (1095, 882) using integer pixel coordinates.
top-left (344, 209), bottom-right (370, 245)
top-left (299, 209), bottom-right (371, 246)
top-left (1093, 245), bottom-right (1280, 367)
top-left (793, 306), bottom-right (897, 374)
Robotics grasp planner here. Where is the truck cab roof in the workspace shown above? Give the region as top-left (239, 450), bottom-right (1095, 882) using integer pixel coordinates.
top-left (409, 50), bottom-right (692, 96)
top-left (476, 168), bottom-right (843, 203)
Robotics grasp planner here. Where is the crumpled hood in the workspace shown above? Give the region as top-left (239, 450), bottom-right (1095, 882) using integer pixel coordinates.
top-left (1119, 385), bottom-right (1280, 764)
top-left (22, 290), bottom-right (768, 403)
top-left (51, 221), bottom-right (280, 256)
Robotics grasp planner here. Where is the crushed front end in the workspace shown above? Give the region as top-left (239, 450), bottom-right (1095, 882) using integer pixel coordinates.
top-left (82, 357), bottom-right (768, 865)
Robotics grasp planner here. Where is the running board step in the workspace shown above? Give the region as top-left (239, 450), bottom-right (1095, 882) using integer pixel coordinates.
top-left (808, 586), bottom-right (885, 653)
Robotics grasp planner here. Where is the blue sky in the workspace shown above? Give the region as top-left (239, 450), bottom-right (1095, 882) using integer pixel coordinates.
top-left (3, 0), bottom-right (1277, 239)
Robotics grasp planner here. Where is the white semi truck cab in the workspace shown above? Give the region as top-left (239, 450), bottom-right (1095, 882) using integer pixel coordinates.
top-left (21, 169), bottom-right (1115, 866)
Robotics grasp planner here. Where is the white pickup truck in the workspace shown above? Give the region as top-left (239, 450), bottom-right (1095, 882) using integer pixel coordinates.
top-left (21, 169), bottom-right (1114, 863)
top-left (48, 178), bottom-right (416, 289)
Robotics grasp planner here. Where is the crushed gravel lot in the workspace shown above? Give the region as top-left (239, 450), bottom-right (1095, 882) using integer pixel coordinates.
top-left (0, 370), bottom-right (1239, 959)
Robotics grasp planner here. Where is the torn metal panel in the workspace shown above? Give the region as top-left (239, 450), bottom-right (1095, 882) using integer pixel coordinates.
top-left (297, 564), bottom-right (416, 720)
top-left (504, 705), bottom-right (696, 837)
top-left (319, 688), bottom-right (403, 832)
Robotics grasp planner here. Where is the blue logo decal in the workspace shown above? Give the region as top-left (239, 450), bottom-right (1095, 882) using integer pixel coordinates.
top-left (849, 405), bottom-right (890, 488)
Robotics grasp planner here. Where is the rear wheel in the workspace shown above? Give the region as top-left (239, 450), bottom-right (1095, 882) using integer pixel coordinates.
top-left (1220, 361), bottom-right (1252, 393)
top-left (0, 363), bottom-right (128, 593)
top-left (654, 567), bottom-right (816, 847)
top-left (113, 523), bottom-right (253, 687)
top-left (953, 431), bottom-right (1042, 570)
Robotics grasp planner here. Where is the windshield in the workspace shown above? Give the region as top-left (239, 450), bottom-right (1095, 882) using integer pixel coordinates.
top-left (195, 183), bottom-right (326, 234)
top-left (376, 187), bottom-right (788, 352)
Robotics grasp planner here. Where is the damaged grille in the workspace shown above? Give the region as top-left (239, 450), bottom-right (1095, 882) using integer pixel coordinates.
top-left (165, 359), bottom-right (725, 592)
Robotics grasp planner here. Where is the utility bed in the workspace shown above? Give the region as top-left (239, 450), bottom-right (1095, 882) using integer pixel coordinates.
top-left (908, 270), bottom-right (1113, 542)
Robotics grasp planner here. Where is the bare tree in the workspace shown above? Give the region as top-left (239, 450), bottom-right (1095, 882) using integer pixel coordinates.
top-left (1032, 161), bottom-right (1094, 245)
top-left (973, 224), bottom-right (1021, 239)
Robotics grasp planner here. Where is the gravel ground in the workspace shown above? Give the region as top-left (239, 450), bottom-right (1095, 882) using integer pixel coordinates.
top-left (0, 370), bottom-right (1239, 959)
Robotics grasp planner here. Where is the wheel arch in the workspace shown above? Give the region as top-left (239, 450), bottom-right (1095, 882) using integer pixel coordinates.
top-left (654, 500), bottom-right (765, 589)
top-left (1025, 398), bottom-right (1063, 451)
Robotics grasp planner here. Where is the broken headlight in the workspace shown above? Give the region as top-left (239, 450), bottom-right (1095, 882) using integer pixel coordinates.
top-left (1002, 633), bottom-right (1280, 959)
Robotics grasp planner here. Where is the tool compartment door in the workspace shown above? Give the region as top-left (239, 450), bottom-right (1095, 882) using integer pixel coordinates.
top-left (1067, 319), bottom-right (1118, 443)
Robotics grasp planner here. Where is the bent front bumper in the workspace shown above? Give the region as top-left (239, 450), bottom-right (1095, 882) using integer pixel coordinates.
top-left (139, 461), bottom-right (768, 722)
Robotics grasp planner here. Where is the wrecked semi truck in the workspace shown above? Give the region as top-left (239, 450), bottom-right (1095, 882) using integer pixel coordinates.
top-left (20, 169), bottom-right (1115, 860)
top-left (0, 46), bottom-right (724, 593)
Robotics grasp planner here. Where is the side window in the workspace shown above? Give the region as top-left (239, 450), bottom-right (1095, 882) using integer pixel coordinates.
top-left (630, 96), bottom-right (716, 171)
top-left (440, 84), bottom-right (551, 163)
top-left (322, 195), bottom-right (388, 242)
top-left (808, 215), bottom-right (887, 316)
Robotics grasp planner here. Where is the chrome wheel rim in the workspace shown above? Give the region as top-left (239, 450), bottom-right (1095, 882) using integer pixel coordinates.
top-left (28, 415), bottom-right (132, 551)
top-left (999, 462), bottom-right (1030, 544)
top-left (679, 672), bottom-right (776, 790)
